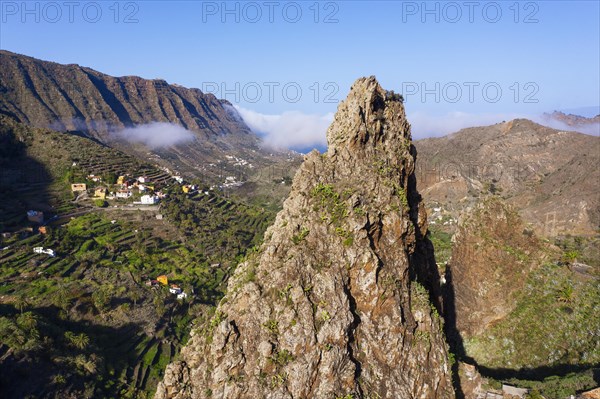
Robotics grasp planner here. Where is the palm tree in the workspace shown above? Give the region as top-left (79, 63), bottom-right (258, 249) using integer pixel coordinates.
top-left (130, 289), bottom-right (142, 307)
top-left (16, 311), bottom-right (37, 331)
top-left (65, 331), bottom-right (89, 350)
top-left (73, 333), bottom-right (89, 350)
top-left (14, 294), bottom-right (29, 314)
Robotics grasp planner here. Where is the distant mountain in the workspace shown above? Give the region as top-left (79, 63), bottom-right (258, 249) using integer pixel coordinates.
top-left (544, 110), bottom-right (600, 129)
top-left (0, 50), bottom-right (248, 137)
top-left (0, 50), bottom-right (300, 194)
top-left (415, 119), bottom-right (600, 236)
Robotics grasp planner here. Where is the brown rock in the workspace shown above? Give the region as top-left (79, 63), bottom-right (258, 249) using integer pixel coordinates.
top-left (155, 77), bottom-right (455, 399)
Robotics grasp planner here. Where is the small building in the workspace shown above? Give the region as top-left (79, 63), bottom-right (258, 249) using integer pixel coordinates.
top-left (33, 247), bottom-right (55, 257)
top-left (140, 195), bottom-right (159, 205)
top-left (94, 187), bottom-right (107, 199)
top-left (173, 176), bottom-right (184, 184)
top-left (1, 232), bottom-right (12, 238)
top-left (145, 279), bottom-right (159, 287)
top-left (169, 287), bottom-right (182, 295)
top-left (44, 248), bottom-right (56, 257)
top-left (156, 214), bottom-right (164, 220)
top-left (117, 175), bottom-right (125, 185)
top-left (177, 292), bottom-right (188, 300)
top-left (27, 210), bottom-right (44, 224)
top-left (38, 226), bottom-right (48, 235)
top-left (137, 176), bottom-right (148, 184)
top-left (116, 190), bottom-right (132, 199)
top-left (156, 275), bottom-right (169, 286)
top-left (138, 184), bottom-right (147, 192)
top-left (71, 183), bottom-right (87, 192)
top-left (182, 185), bottom-right (191, 194)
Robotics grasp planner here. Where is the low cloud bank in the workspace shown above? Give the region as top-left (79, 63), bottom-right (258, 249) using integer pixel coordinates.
top-left (533, 115), bottom-right (600, 136)
top-left (235, 106), bottom-right (333, 151)
top-left (113, 122), bottom-right (195, 148)
top-left (237, 107), bottom-right (600, 152)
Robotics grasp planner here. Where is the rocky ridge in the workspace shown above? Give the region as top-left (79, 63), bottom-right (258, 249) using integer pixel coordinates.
top-left (155, 77), bottom-right (455, 399)
top-left (0, 50), bottom-right (248, 137)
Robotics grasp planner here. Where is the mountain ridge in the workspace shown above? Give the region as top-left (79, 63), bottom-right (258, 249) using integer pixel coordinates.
top-left (414, 118), bottom-right (600, 236)
top-left (0, 49), bottom-right (249, 137)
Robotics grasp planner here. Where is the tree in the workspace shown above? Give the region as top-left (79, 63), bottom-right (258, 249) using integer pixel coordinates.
top-left (14, 294), bottom-right (29, 314)
top-left (65, 331), bottom-right (89, 350)
top-left (130, 288), bottom-right (143, 307)
top-left (92, 289), bottom-right (110, 314)
top-left (16, 311), bottom-right (37, 331)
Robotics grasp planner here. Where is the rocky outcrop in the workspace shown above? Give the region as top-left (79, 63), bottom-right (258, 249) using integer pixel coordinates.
top-left (155, 77), bottom-right (455, 399)
top-left (0, 50), bottom-right (249, 138)
top-left (447, 198), bottom-right (545, 338)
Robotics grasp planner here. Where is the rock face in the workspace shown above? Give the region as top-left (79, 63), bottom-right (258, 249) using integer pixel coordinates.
top-left (447, 198), bottom-right (545, 338)
top-left (156, 77), bottom-right (455, 399)
top-left (0, 50), bottom-right (249, 137)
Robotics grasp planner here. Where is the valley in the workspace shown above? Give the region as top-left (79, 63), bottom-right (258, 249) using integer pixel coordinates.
top-left (0, 50), bottom-right (598, 399)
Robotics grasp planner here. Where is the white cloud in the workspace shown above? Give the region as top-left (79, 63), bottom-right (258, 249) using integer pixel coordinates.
top-left (234, 107), bottom-right (599, 151)
top-left (113, 122), bottom-right (195, 148)
top-left (235, 106), bottom-right (333, 150)
top-left (532, 115), bottom-right (600, 136)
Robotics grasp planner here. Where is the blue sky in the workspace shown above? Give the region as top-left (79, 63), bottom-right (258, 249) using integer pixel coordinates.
top-left (1, 1), bottom-right (599, 146)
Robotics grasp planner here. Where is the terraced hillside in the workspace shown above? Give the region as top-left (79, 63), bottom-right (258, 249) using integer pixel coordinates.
top-left (0, 50), bottom-right (302, 201)
top-left (0, 213), bottom-right (224, 398)
top-left (0, 117), bottom-right (281, 398)
top-left (0, 115), bottom-right (171, 228)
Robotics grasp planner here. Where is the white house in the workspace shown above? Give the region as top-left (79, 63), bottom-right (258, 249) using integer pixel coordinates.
top-left (137, 176), bottom-right (148, 184)
top-left (43, 249), bottom-right (56, 257)
top-left (177, 292), bottom-right (188, 300)
top-left (116, 190), bottom-right (132, 199)
top-left (33, 247), bottom-right (56, 257)
top-left (140, 195), bottom-right (159, 205)
top-left (169, 287), bottom-right (182, 295)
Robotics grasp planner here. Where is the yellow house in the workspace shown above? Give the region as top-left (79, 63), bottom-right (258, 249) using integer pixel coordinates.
top-left (94, 187), bottom-right (107, 199)
top-left (182, 185), bottom-right (191, 193)
top-left (156, 275), bottom-right (169, 286)
top-left (117, 175), bottom-right (125, 185)
top-left (71, 183), bottom-right (87, 192)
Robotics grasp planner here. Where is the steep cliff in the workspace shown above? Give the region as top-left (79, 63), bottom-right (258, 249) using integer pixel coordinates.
top-left (447, 198), bottom-right (546, 338)
top-left (447, 197), bottom-right (600, 375)
top-left (0, 50), bottom-right (248, 137)
top-left (155, 77), bottom-right (455, 399)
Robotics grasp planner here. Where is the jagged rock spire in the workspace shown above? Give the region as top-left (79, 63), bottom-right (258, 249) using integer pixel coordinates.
top-left (156, 77), bottom-right (455, 399)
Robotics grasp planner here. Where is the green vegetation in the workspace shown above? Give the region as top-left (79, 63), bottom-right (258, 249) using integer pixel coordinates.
top-left (291, 227), bottom-right (310, 245)
top-left (499, 369), bottom-right (599, 399)
top-left (464, 260), bottom-right (600, 370)
top-left (311, 183), bottom-right (349, 225)
top-left (311, 183), bottom-right (355, 245)
top-left (161, 187), bottom-right (274, 268)
top-left (94, 199), bottom-right (108, 208)
top-left (0, 213), bottom-right (229, 398)
top-left (427, 226), bottom-right (453, 266)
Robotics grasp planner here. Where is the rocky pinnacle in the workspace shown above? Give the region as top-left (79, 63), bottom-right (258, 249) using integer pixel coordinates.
top-left (156, 77), bottom-right (455, 399)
